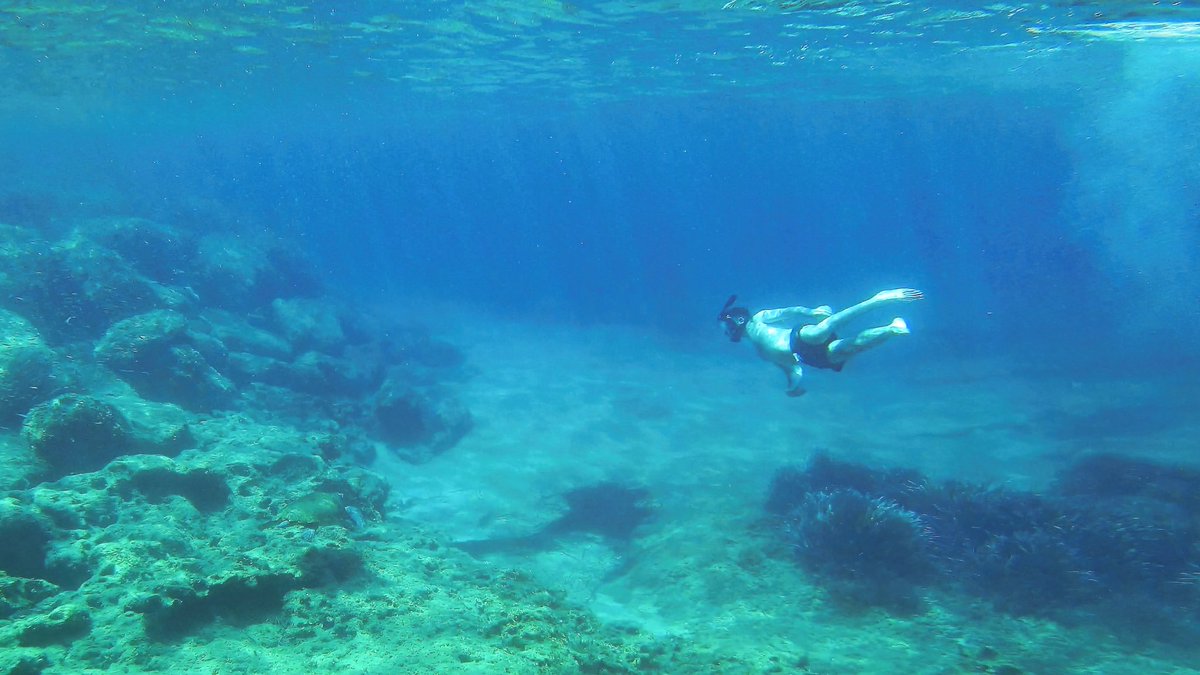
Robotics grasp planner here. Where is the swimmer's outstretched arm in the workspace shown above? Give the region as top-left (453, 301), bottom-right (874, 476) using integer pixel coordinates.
top-left (755, 305), bottom-right (834, 325)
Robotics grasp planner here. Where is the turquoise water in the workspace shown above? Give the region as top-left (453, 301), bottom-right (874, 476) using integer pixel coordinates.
top-left (2, 2), bottom-right (1200, 673)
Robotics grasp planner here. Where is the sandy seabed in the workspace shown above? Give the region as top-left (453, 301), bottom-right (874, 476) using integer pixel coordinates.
top-left (379, 307), bottom-right (1200, 674)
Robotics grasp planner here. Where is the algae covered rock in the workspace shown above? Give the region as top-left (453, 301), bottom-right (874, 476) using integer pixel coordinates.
top-left (200, 308), bottom-right (293, 360)
top-left (22, 395), bottom-right (135, 477)
top-left (0, 499), bottom-right (90, 603)
top-left (94, 309), bottom-right (235, 411)
top-left (278, 491), bottom-right (347, 527)
top-left (0, 309), bottom-right (58, 422)
top-left (18, 391), bottom-right (190, 480)
top-left (0, 574), bottom-right (58, 622)
top-left (0, 231), bottom-right (179, 343)
top-left (270, 297), bottom-right (347, 355)
top-left (192, 233), bottom-right (320, 310)
top-left (81, 217), bottom-right (197, 283)
top-left (0, 418), bottom-right (386, 657)
top-left (93, 308), bottom-right (189, 365)
top-left (373, 377), bottom-right (472, 463)
top-left (14, 603), bottom-right (91, 647)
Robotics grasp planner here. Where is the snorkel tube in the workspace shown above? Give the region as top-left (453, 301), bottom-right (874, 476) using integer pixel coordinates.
top-left (718, 295), bottom-right (750, 342)
top-left (718, 294), bottom-right (737, 321)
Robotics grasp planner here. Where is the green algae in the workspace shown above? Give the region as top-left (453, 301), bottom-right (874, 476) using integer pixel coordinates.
top-left (278, 492), bottom-right (345, 527)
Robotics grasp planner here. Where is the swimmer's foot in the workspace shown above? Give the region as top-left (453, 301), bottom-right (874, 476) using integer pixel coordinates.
top-left (889, 317), bottom-right (910, 335)
top-left (874, 288), bottom-right (925, 303)
top-left (787, 386), bottom-right (807, 398)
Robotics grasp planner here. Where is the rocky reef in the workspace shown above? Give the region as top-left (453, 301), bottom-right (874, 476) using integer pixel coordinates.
top-left (0, 413), bottom-right (676, 672)
top-left (0, 217), bottom-right (689, 673)
top-left (0, 217), bottom-right (470, 464)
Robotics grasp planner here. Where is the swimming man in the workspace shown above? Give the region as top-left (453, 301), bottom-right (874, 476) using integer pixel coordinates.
top-left (718, 288), bottom-right (924, 396)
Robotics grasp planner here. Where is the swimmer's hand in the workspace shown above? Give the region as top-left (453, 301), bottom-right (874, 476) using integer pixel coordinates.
top-left (874, 288), bottom-right (925, 303)
top-left (812, 305), bottom-right (833, 318)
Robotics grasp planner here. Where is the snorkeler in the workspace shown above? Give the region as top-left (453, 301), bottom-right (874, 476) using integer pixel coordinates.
top-left (718, 289), bottom-right (924, 397)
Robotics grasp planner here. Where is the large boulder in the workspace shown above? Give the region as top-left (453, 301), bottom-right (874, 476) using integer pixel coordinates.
top-left (0, 230), bottom-right (190, 343)
top-left (93, 310), bottom-right (235, 411)
top-left (0, 310), bottom-right (59, 422)
top-left (191, 234), bottom-right (320, 311)
top-left (372, 376), bottom-right (472, 464)
top-left (22, 395), bottom-right (135, 478)
top-left (79, 217), bottom-right (198, 284)
top-left (270, 298), bottom-right (348, 355)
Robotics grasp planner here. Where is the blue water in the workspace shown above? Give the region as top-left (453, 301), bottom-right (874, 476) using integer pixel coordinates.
top-left (4, 2), bottom-right (1197, 368)
top-left (3, 4), bottom-right (1200, 668)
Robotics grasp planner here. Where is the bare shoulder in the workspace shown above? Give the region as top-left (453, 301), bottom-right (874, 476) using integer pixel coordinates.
top-left (747, 319), bottom-right (790, 343)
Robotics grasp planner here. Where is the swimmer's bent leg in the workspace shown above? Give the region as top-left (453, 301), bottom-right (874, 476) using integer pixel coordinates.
top-left (798, 288), bottom-right (923, 344)
top-left (827, 318), bottom-right (909, 365)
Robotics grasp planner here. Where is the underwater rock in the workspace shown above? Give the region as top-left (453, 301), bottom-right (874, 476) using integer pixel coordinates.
top-left (296, 544), bottom-right (365, 587)
top-left (94, 310), bottom-right (235, 411)
top-left (372, 378), bottom-right (472, 463)
top-left (19, 393), bottom-right (189, 481)
top-left (0, 217), bottom-right (694, 672)
top-left (14, 603), bottom-right (91, 647)
top-left (113, 464), bottom-right (231, 514)
top-left (381, 325), bottom-right (468, 371)
top-left (0, 501), bottom-right (90, 596)
top-left (93, 308), bottom-right (189, 362)
top-left (292, 351), bottom-right (382, 396)
top-left (81, 217), bottom-right (198, 284)
top-left (270, 298), bottom-right (347, 355)
top-left (0, 229), bottom-right (186, 343)
top-left (0, 402), bottom-right (684, 672)
top-left (138, 568), bottom-right (301, 642)
top-left (22, 395), bottom-right (135, 478)
top-left (0, 417), bottom-right (391, 654)
top-left (200, 308), bottom-right (293, 360)
top-left (203, 304), bottom-right (458, 405)
top-left (338, 464), bottom-right (391, 514)
top-left (278, 492), bottom-right (347, 527)
top-left (0, 309), bottom-right (59, 423)
top-left (191, 233), bottom-right (320, 310)
top-left (0, 652), bottom-right (50, 675)
top-left (230, 350), bottom-right (382, 398)
top-left (109, 395), bottom-right (195, 456)
top-left (0, 574), bottom-right (58, 622)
